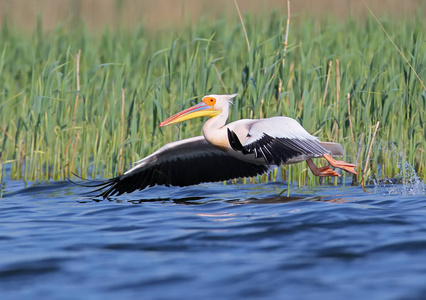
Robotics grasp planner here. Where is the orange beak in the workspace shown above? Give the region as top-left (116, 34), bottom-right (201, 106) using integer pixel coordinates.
top-left (159, 102), bottom-right (221, 127)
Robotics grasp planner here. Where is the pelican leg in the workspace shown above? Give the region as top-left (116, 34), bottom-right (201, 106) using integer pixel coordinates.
top-left (323, 154), bottom-right (358, 175)
top-left (306, 159), bottom-right (340, 177)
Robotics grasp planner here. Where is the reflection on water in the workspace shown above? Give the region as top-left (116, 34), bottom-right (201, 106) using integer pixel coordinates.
top-left (77, 189), bottom-right (359, 206)
top-left (231, 195), bottom-right (312, 204)
top-left (78, 193), bottom-right (346, 206)
top-left (1, 179), bottom-right (426, 299)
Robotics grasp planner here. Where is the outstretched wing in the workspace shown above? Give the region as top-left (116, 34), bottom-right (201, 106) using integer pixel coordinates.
top-left (227, 117), bottom-right (330, 166)
top-left (85, 136), bottom-right (269, 199)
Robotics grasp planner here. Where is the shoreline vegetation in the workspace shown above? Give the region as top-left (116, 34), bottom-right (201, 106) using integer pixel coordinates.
top-left (0, 7), bottom-right (425, 188)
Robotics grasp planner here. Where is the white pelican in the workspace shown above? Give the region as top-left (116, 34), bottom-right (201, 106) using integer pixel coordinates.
top-left (87, 94), bottom-right (357, 198)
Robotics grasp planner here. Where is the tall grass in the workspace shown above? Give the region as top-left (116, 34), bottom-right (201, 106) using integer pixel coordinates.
top-left (0, 12), bottom-right (425, 187)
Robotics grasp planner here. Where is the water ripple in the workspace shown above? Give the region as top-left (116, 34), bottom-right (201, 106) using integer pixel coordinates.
top-left (1, 180), bottom-right (426, 299)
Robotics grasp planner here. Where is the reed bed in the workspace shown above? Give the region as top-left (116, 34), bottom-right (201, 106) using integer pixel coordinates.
top-left (0, 12), bottom-right (425, 188)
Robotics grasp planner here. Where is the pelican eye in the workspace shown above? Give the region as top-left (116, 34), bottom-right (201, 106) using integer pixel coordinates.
top-left (203, 97), bottom-right (216, 106)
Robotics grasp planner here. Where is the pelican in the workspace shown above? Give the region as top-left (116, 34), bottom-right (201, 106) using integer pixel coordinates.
top-left (87, 94), bottom-right (357, 198)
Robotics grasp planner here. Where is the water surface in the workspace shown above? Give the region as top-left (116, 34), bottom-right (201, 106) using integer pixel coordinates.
top-left (1, 178), bottom-right (425, 299)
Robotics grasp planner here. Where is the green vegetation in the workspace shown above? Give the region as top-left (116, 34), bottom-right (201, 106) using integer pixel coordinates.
top-left (0, 12), bottom-right (425, 187)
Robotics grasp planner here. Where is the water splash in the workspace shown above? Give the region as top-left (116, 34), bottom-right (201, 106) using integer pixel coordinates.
top-left (373, 163), bottom-right (425, 196)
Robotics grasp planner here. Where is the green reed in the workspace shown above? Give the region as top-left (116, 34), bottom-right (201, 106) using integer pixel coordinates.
top-left (0, 13), bottom-right (425, 186)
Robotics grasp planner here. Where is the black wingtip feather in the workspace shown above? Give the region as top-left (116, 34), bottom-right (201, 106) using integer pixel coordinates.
top-left (227, 129), bottom-right (249, 154)
top-left (227, 130), bottom-right (330, 166)
top-left (68, 172), bottom-right (123, 199)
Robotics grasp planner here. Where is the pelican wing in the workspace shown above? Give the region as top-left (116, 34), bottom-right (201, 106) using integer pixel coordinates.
top-left (91, 136), bottom-right (269, 198)
top-left (227, 117), bottom-right (330, 165)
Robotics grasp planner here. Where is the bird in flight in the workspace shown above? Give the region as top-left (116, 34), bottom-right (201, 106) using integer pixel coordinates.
top-left (84, 94), bottom-right (357, 198)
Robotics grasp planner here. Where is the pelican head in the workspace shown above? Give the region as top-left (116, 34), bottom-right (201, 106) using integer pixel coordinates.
top-left (159, 94), bottom-right (238, 127)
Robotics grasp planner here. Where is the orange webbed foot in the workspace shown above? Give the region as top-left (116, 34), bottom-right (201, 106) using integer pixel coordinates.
top-left (323, 154), bottom-right (358, 175)
top-left (306, 159), bottom-right (341, 177)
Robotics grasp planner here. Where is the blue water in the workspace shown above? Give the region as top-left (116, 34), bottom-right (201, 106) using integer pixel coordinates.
top-left (1, 177), bottom-right (426, 299)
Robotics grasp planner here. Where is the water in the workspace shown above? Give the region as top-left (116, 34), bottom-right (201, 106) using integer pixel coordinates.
top-left (1, 177), bottom-right (426, 299)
